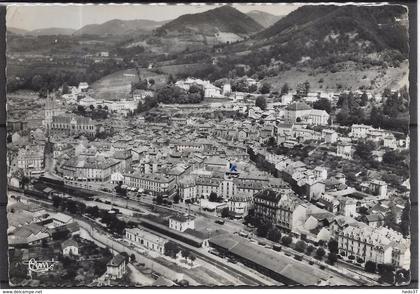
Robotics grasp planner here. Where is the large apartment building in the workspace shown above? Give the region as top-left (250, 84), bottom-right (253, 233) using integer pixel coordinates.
top-left (123, 173), bottom-right (176, 196)
top-left (17, 145), bottom-right (45, 175)
top-left (253, 189), bottom-right (306, 232)
top-left (338, 224), bottom-right (410, 269)
top-left (61, 156), bottom-right (120, 182)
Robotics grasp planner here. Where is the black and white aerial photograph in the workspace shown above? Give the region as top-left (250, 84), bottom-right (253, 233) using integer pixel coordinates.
top-left (4, 2), bottom-right (415, 289)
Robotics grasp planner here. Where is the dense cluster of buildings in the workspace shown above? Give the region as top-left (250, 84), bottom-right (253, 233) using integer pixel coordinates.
top-left (7, 74), bottom-right (410, 280)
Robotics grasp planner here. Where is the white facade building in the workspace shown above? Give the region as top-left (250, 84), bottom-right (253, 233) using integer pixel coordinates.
top-left (169, 215), bottom-right (195, 232)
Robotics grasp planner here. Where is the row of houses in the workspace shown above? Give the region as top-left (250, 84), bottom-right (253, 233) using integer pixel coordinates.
top-left (252, 188), bottom-right (409, 269)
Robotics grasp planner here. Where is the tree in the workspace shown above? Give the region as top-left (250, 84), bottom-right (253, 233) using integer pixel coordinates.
top-left (173, 194), bottom-right (180, 204)
top-left (378, 264), bottom-right (396, 284)
top-left (313, 98), bottom-right (332, 114)
top-left (52, 229), bottom-right (70, 240)
top-left (181, 249), bottom-right (190, 261)
top-left (244, 208), bottom-right (255, 226)
top-left (249, 84), bottom-right (258, 93)
top-left (167, 74), bottom-right (176, 85)
top-left (365, 261), bottom-right (377, 273)
top-left (336, 99), bottom-right (350, 125)
top-left (304, 81), bottom-right (310, 95)
top-left (327, 239), bottom-right (338, 254)
top-left (383, 91), bottom-right (404, 118)
top-left (77, 105), bottom-right (86, 114)
top-left (315, 247), bottom-right (326, 260)
top-left (359, 206), bottom-right (369, 215)
top-left (189, 84), bottom-right (204, 97)
top-left (383, 150), bottom-right (406, 165)
top-left (360, 92), bottom-right (369, 106)
top-left (89, 104), bottom-right (95, 111)
top-left (267, 227), bottom-right (281, 243)
top-left (327, 252), bottom-right (337, 265)
top-left (164, 241), bottom-right (180, 258)
top-left (354, 140), bottom-right (376, 161)
top-left (155, 195), bottom-right (163, 205)
top-left (295, 240), bottom-right (307, 253)
top-left (130, 253), bottom-right (136, 262)
top-left (120, 252), bottom-right (130, 263)
top-left (281, 83), bottom-right (289, 96)
top-left (306, 245), bottom-right (315, 255)
top-left (384, 210), bottom-right (397, 228)
top-left (209, 192), bottom-right (218, 202)
top-left (281, 235), bottom-right (293, 246)
top-left (133, 79), bottom-right (148, 91)
top-left (189, 254), bottom-right (196, 264)
top-left (255, 96), bottom-right (267, 110)
top-left (382, 173), bottom-right (401, 188)
top-left (260, 82), bottom-right (271, 94)
top-left (231, 78), bottom-right (248, 92)
top-left (267, 136), bottom-right (277, 147)
top-left (221, 207), bottom-right (230, 218)
top-left (256, 221), bottom-right (271, 238)
top-left (62, 83), bottom-right (70, 94)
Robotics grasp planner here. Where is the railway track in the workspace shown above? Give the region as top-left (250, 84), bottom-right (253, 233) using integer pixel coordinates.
top-left (13, 188), bottom-right (273, 286)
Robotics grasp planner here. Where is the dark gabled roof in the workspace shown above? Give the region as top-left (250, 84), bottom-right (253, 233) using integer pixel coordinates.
top-left (107, 254), bottom-right (125, 267)
top-left (254, 189), bottom-right (282, 202)
top-left (170, 214), bottom-right (195, 223)
top-left (61, 239), bottom-right (78, 249)
top-left (366, 213), bottom-right (384, 222)
top-left (309, 212), bottom-right (335, 223)
top-left (285, 102), bottom-right (312, 111)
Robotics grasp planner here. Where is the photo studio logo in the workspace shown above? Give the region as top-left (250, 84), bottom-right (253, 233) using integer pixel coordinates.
top-left (229, 162), bottom-right (238, 173)
top-left (23, 258), bottom-right (57, 276)
top-left (227, 162), bottom-right (239, 178)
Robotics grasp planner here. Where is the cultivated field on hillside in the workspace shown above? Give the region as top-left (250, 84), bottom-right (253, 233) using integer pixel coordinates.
top-left (156, 63), bottom-right (212, 76)
top-left (91, 68), bottom-right (167, 100)
top-left (264, 60), bottom-right (409, 94)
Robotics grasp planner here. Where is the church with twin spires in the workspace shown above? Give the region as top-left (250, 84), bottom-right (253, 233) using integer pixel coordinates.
top-left (43, 93), bottom-right (96, 137)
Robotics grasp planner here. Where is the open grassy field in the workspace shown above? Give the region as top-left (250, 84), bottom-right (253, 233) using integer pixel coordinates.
top-left (156, 63), bottom-right (212, 77)
top-left (91, 68), bottom-right (167, 100)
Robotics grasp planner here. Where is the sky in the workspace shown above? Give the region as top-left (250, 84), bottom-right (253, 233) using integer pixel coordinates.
top-left (6, 3), bottom-right (302, 31)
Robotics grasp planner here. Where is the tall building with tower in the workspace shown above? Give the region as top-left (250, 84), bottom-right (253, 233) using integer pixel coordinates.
top-left (43, 92), bottom-right (63, 131)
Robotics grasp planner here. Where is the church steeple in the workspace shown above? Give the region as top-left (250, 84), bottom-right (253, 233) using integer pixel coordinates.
top-left (44, 90), bottom-right (56, 132)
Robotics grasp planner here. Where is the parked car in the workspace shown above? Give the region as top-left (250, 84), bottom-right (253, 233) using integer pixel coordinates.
top-left (273, 244), bottom-right (282, 252)
top-left (228, 258), bottom-right (238, 264)
top-left (209, 249), bottom-right (222, 257)
top-left (215, 219), bottom-right (225, 225)
top-left (239, 231), bottom-right (249, 238)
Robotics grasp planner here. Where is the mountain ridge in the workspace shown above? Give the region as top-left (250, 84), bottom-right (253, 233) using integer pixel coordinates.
top-left (246, 10), bottom-right (284, 28)
top-left (73, 18), bottom-right (170, 36)
top-left (158, 5), bottom-right (263, 35)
